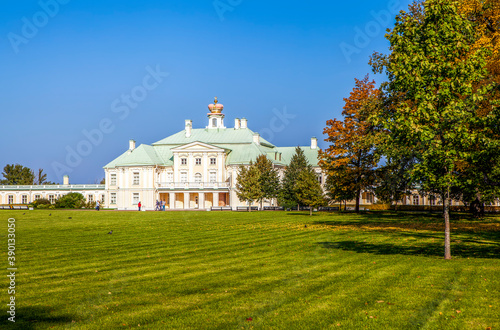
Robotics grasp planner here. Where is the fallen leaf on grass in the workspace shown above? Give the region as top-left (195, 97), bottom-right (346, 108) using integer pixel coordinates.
top-left (376, 301), bottom-right (384, 303)
top-left (246, 317), bottom-right (253, 321)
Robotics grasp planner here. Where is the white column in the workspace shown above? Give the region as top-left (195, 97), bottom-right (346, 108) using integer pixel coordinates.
top-left (169, 192), bottom-right (175, 209)
top-left (199, 192), bottom-right (205, 210)
top-left (213, 192), bottom-right (219, 208)
top-left (184, 192), bottom-right (190, 209)
top-left (203, 153), bottom-right (209, 184)
top-left (218, 152), bottom-right (224, 182)
top-left (188, 153), bottom-right (193, 183)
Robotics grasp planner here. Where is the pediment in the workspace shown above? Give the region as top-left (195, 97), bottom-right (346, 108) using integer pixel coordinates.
top-left (170, 141), bottom-right (226, 153)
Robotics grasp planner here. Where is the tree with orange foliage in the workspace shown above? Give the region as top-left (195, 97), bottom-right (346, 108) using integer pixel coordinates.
top-left (319, 75), bottom-right (380, 213)
top-left (458, 0), bottom-right (500, 115)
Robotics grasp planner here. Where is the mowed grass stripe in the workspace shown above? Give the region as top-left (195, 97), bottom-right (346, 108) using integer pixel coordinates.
top-left (1, 210), bottom-right (499, 329)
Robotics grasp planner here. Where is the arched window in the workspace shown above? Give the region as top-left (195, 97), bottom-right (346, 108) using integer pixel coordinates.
top-left (212, 118), bottom-right (217, 127)
top-left (194, 173), bottom-right (202, 183)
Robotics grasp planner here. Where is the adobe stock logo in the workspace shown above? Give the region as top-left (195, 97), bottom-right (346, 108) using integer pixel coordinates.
top-left (339, 0), bottom-right (403, 64)
top-left (213, 0), bottom-right (243, 21)
top-left (259, 106), bottom-right (296, 142)
top-left (7, 0), bottom-right (71, 54)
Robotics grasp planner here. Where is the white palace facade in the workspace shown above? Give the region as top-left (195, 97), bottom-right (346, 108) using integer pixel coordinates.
top-left (0, 98), bottom-right (324, 210)
top-left (102, 98), bottom-right (322, 210)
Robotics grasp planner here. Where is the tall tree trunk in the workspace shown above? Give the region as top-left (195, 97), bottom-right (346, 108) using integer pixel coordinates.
top-left (249, 201), bottom-right (252, 212)
top-left (355, 190), bottom-right (361, 213)
top-left (309, 205), bottom-right (312, 216)
top-left (444, 188), bottom-right (451, 260)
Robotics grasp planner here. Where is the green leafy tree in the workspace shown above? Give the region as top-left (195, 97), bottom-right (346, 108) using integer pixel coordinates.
top-left (324, 166), bottom-right (356, 210)
top-left (34, 168), bottom-right (55, 185)
top-left (374, 154), bottom-right (416, 210)
top-left (254, 155), bottom-right (280, 208)
top-left (235, 164), bottom-right (261, 211)
top-left (371, 0), bottom-right (499, 259)
top-left (295, 167), bottom-right (325, 215)
top-left (55, 193), bottom-right (85, 209)
top-left (279, 147), bottom-right (309, 210)
top-left (1, 164), bottom-right (35, 185)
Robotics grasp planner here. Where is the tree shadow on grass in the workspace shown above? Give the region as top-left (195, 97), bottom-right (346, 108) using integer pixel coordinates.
top-left (286, 212), bottom-right (321, 217)
top-left (317, 239), bottom-right (500, 259)
top-left (313, 212), bottom-right (500, 259)
top-left (0, 306), bottom-right (76, 330)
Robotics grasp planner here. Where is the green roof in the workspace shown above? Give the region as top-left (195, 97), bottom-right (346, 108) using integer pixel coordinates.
top-left (104, 128), bottom-right (320, 168)
top-left (276, 146), bottom-right (320, 166)
top-left (153, 127), bottom-right (275, 148)
top-left (104, 144), bottom-right (165, 168)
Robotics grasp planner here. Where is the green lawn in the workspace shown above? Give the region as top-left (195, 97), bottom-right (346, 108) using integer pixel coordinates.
top-left (1, 210), bottom-right (499, 329)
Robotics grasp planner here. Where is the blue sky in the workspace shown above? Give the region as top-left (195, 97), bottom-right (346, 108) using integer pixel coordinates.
top-left (0, 0), bottom-right (412, 183)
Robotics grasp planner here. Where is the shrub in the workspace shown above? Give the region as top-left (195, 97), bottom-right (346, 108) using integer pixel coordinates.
top-left (55, 193), bottom-right (85, 209)
top-left (33, 198), bottom-right (51, 208)
top-left (84, 201), bottom-right (96, 209)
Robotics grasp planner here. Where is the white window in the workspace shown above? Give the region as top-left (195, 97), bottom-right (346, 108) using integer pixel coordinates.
top-left (212, 118), bottom-right (217, 127)
top-left (181, 158), bottom-right (187, 165)
top-left (317, 173), bottom-right (322, 184)
top-left (34, 194), bottom-right (41, 200)
top-left (194, 173), bottom-right (202, 183)
top-left (210, 158), bottom-right (216, 165)
top-left (133, 172), bottom-right (140, 185)
top-left (133, 193), bottom-right (139, 205)
top-left (49, 195), bottom-right (55, 204)
top-left (110, 174), bottom-right (117, 186)
top-left (101, 195), bottom-right (105, 203)
top-left (166, 172), bottom-right (173, 182)
top-left (429, 196), bottom-right (436, 206)
top-left (209, 171), bottom-right (216, 183)
top-left (88, 195), bottom-right (94, 203)
top-left (22, 195), bottom-right (28, 204)
top-left (180, 171), bottom-right (188, 183)
top-left (413, 195), bottom-right (419, 205)
top-left (110, 193), bottom-right (117, 204)
top-left (195, 158), bottom-right (201, 165)
top-left (8, 195), bottom-right (14, 204)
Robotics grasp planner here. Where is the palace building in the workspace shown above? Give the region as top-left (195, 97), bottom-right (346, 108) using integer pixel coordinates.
top-left (103, 97), bottom-right (322, 210)
top-left (0, 98), bottom-right (322, 210)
